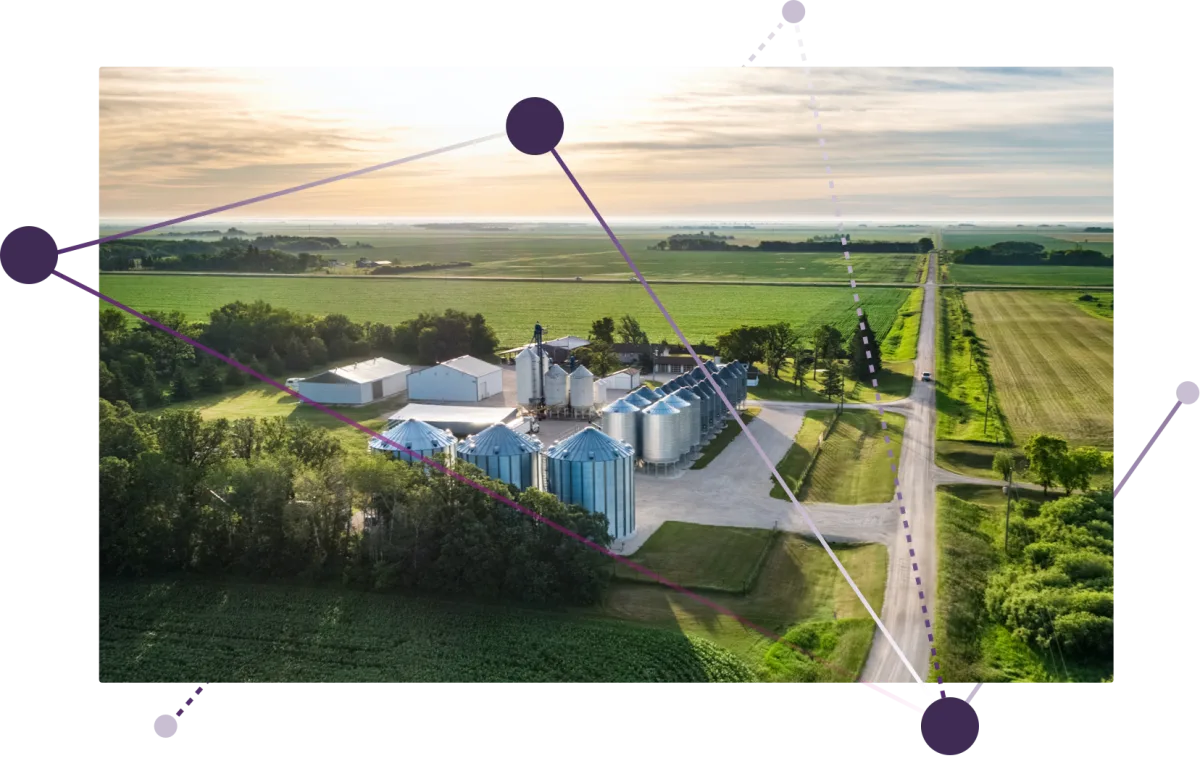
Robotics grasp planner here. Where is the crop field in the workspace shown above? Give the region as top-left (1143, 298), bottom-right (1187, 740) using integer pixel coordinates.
top-left (98, 274), bottom-right (912, 348)
top-left (939, 229), bottom-right (1114, 256)
top-left (602, 533), bottom-right (886, 679)
top-left (947, 264), bottom-right (1113, 287)
top-left (100, 580), bottom-right (754, 682)
top-left (965, 291), bottom-right (1113, 448)
top-left (800, 411), bottom-right (907, 504)
top-left (614, 522), bottom-right (775, 593)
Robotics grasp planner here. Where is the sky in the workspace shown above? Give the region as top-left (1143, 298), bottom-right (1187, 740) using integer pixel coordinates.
top-left (98, 67), bottom-right (1113, 222)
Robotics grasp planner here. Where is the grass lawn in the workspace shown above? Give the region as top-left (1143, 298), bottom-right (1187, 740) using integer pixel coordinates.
top-left (934, 485), bottom-right (1110, 683)
top-left (601, 533), bottom-right (887, 679)
top-left (691, 408), bottom-right (761, 469)
top-left (615, 522), bottom-right (776, 594)
top-left (769, 410), bottom-right (833, 499)
top-left (100, 579), bottom-right (754, 683)
top-left (947, 264), bottom-right (1113, 287)
top-left (936, 289), bottom-right (1012, 445)
top-left (965, 291), bottom-right (1113, 448)
top-left (798, 410), bottom-right (906, 504)
top-left (747, 360), bottom-right (913, 404)
top-left (879, 287), bottom-right (924, 361)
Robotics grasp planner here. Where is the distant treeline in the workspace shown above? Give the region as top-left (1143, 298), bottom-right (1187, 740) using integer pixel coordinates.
top-left (370, 261), bottom-right (472, 275)
top-left (650, 234), bottom-right (933, 253)
top-left (98, 235), bottom-right (381, 273)
top-left (1083, 227), bottom-right (1114, 233)
top-left (950, 241), bottom-right (1113, 267)
top-left (99, 302), bottom-right (500, 409)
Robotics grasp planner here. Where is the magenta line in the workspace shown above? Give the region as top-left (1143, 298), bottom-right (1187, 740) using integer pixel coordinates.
top-left (1114, 400), bottom-right (1181, 497)
top-left (549, 148), bottom-right (922, 684)
top-left (59, 133), bottom-right (503, 255)
top-left (62, 269), bottom-right (915, 705)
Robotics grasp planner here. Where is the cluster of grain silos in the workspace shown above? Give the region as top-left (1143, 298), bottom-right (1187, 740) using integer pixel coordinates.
top-left (545, 426), bottom-right (636, 540)
top-left (515, 344), bottom-right (598, 418)
top-left (368, 418), bottom-right (457, 466)
top-left (515, 344), bottom-right (549, 406)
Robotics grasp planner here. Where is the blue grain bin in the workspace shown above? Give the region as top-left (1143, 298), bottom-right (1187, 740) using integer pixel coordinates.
top-left (545, 427), bottom-right (636, 540)
top-left (633, 385), bottom-right (664, 404)
top-left (368, 418), bottom-right (457, 466)
top-left (456, 423), bottom-right (544, 491)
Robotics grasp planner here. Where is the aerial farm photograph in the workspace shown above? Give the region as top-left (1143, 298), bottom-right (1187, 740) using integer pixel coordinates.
top-left (97, 66), bottom-right (1114, 684)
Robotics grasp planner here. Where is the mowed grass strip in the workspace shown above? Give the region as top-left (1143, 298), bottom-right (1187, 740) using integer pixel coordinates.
top-left (770, 411), bottom-right (833, 499)
top-left (936, 290), bottom-right (1011, 445)
top-left (691, 408), bottom-right (760, 469)
top-left (879, 287), bottom-right (924, 361)
top-left (614, 522), bottom-right (774, 593)
top-left (602, 533), bottom-right (886, 678)
top-left (800, 410), bottom-right (906, 504)
top-left (98, 274), bottom-right (911, 349)
top-left (965, 291), bottom-right (1113, 448)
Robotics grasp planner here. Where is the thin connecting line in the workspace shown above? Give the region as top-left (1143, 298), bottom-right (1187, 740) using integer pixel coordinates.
top-left (1113, 400), bottom-right (1182, 497)
top-left (966, 682), bottom-right (982, 703)
top-left (742, 21), bottom-right (784, 65)
top-left (60, 133), bottom-right (504, 255)
top-left (549, 148), bottom-right (924, 686)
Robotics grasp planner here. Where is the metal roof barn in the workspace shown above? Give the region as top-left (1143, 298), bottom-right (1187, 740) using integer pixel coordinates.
top-left (406, 355), bottom-right (503, 403)
top-left (387, 404), bottom-right (518, 437)
top-left (456, 423), bottom-right (544, 490)
top-left (368, 418), bottom-right (457, 466)
top-left (297, 357), bottom-right (410, 406)
top-left (545, 427), bottom-right (636, 540)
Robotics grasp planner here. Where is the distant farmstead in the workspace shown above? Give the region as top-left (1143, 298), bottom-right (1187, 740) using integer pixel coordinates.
top-left (295, 357), bottom-right (410, 405)
top-left (407, 355), bottom-right (503, 402)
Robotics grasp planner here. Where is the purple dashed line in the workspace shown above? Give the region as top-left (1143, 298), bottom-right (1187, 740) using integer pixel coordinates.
top-left (743, 21), bottom-right (784, 64)
top-left (795, 27), bottom-right (944, 698)
top-left (176, 686), bottom-right (204, 718)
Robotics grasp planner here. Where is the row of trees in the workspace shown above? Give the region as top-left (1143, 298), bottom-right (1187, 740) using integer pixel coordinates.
top-left (100, 399), bottom-right (612, 605)
top-left (994, 435), bottom-right (1113, 496)
top-left (648, 235), bottom-right (934, 253)
top-left (951, 241), bottom-right (1112, 267)
top-left (99, 239), bottom-right (330, 273)
top-left (99, 303), bottom-right (500, 409)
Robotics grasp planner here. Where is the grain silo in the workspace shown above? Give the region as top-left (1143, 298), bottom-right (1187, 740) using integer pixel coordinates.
top-left (368, 418), bottom-right (457, 467)
top-left (662, 392), bottom-right (697, 456)
top-left (456, 423), bottom-right (544, 490)
top-left (545, 426), bottom-right (636, 540)
top-left (568, 364), bottom-right (595, 416)
top-left (623, 390), bottom-right (653, 411)
top-left (641, 398), bottom-right (683, 468)
top-left (599, 398), bottom-right (640, 453)
top-left (692, 380), bottom-right (715, 434)
top-left (632, 385), bottom-right (662, 405)
top-left (544, 363), bottom-right (568, 409)
top-left (515, 345), bottom-right (549, 406)
top-left (673, 386), bottom-right (703, 453)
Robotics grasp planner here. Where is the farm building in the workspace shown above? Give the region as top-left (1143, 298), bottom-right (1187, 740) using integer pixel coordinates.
top-left (387, 404), bottom-right (519, 437)
top-left (596, 367), bottom-right (642, 392)
top-left (407, 355), bottom-right (503, 402)
top-left (296, 357), bottom-right (410, 405)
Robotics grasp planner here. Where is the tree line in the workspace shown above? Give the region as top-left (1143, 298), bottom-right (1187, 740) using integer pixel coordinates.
top-left (950, 241), bottom-right (1113, 267)
top-left (99, 302), bottom-right (501, 409)
top-left (649, 235), bottom-right (934, 253)
top-left (99, 399), bottom-right (612, 605)
top-left (99, 239), bottom-right (328, 273)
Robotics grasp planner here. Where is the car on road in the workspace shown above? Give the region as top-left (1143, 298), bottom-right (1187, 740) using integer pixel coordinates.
top-left (921, 371), bottom-right (932, 382)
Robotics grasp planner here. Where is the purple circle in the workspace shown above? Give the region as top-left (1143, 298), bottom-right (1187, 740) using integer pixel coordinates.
top-left (920, 697), bottom-right (979, 755)
top-left (506, 97), bottom-right (564, 156)
top-left (1, 226), bottom-right (58, 285)
top-left (782, 1), bottom-right (806, 23)
top-left (154, 714), bottom-right (178, 738)
top-left (1177, 381), bottom-right (1199, 405)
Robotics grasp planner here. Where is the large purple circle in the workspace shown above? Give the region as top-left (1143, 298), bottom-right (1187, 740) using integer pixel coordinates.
top-left (1176, 379), bottom-right (1195, 408)
top-left (506, 97), bottom-right (564, 156)
top-left (920, 697), bottom-right (979, 755)
top-left (782, 1), bottom-right (806, 23)
top-left (154, 714), bottom-right (178, 738)
top-left (1, 226), bottom-right (58, 284)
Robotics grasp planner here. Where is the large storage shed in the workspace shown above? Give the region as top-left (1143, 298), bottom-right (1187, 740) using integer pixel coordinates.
top-left (296, 358), bottom-right (410, 406)
top-left (407, 355), bottom-right (503, 402)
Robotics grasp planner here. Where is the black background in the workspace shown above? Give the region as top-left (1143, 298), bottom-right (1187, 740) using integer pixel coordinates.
top-left (2, 6), bottom-right (1142, 758)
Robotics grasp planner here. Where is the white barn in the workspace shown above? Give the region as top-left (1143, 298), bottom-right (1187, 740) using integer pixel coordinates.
top-left (296, 358), bottom-right (410, 406)
top-left (407, 355), bottom-right (503, 402)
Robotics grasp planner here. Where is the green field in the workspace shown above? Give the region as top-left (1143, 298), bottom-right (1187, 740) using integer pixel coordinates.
top-left (747, 361), bottom-right (914, 405)
top-left (769, 410), bottom-right (832, 499)
top-left (936, 289), bottom-right (1011, 446)
top-left (947, 264), bottom-right (1113, 287)
top-left (965, 291), bottom-right (1113, 448)
top-left (98, 274), bottom-right (912, 349)
top-left (99, 580), bottom-right (753, 682)
top-left (800, 411), bottom-right (906, 504)
top-left (934, 486), bottom-right (1110, 683)
top-left (602, 532), bottom-right (886, 679)
top-left (879, 287), bottom-right (924, 360)
top-left (938, 229), bottom-right (1114, 256)
top-left (691, 408), bottom-right (760, 470)
top-left (615, 521), bottom-right (776, 594)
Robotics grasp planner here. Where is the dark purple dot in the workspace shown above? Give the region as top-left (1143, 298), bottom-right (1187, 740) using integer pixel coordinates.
top-left (921, 697), bottom-right (979, 755)
top-left (506, 97), bottom-right (564, 156)
top-left (1, 226), bottom-right (58, 284)
top-left (782, 1), bottom-right (806, 23)
top-left (1176, 379), bottom-right (1195, 408)
top-left (152, 710), bottom-right (180, 739)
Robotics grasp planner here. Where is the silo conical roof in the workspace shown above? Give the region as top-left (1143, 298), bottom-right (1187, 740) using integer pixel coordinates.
top-left (457, 423), bottom-right (543, 456)
top-left (546, 426), bottom-right (635, 461)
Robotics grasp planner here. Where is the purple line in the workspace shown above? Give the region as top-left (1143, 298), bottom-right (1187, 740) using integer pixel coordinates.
top-left (806, 74), bottom-right (936, 686)
top-left (58, 133), bottom-right (503, 255)
top-left (966, 682), bottom-right (982, 703)
top-left (549, 148), bottom-right (922, 685)
top-left (1108, 400), bottom-right (1185, 499)
top-left (60, 269), bottom-right (915, 706)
